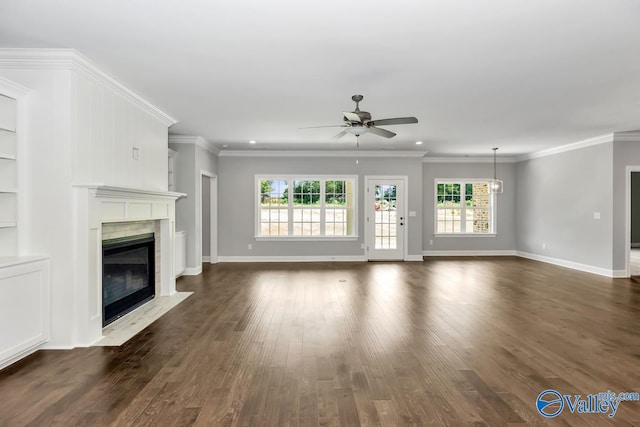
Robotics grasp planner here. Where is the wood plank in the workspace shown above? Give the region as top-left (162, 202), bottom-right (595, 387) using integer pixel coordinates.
top-left (0, 259), bottom-right (638, 425)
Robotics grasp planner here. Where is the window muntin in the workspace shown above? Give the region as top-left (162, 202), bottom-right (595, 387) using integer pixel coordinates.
top-left (257, 176), bottom-right (356, 238)
top-left (435, 180), bottom-right (494, 234)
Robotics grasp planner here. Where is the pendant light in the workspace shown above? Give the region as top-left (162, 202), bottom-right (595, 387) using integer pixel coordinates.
top-left (490, 147), bottom-right (503, 193)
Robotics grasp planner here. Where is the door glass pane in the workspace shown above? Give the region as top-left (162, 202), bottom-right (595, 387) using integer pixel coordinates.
top-left (374, 184), bottom-right (397, 249)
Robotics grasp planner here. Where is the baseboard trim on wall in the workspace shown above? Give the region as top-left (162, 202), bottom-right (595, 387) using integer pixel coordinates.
top-left (218, 255), bottom-right (367, 263)
top-left (515, 251), bottom-right (616, 278)
top-left (612, 270), bottom-right (628, 278)
top-left (183, 266), bottom-right (203, 276)
top-left (423, 250), bottom-right (517, 256)
top-left (404, 255), bottom-right (425, 261)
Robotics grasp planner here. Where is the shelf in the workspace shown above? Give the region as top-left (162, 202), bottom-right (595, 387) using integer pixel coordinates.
top-left (0, 222), bottom-right (16, 229)
top-left (0, 189), bottom-right (17, 194)
top-left (0, 127), bottom-right (16, 134)
top-left (0, 153), bottom-right (15, 160)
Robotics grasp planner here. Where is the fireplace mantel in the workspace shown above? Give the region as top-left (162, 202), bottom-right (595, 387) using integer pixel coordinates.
top-left (74, 185), bottom-right (185, 200)
top-left (71, 185), bottom-right (183, 346)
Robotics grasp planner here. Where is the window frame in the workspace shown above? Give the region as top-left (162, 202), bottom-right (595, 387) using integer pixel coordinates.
top-left (255, 174), bottom-right (358, 241)
top-left (433, 179), bottom-right (497, 236)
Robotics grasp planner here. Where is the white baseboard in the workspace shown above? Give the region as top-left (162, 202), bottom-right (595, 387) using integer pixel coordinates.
top-left (404, 255), bottom-right (424, 261)
top-left (612, 270), bottom-right (628, 278)
top-left (218, 255), bottom-right (367, 263)
top-left (423, 250), bottom-right (517, 256)
top-left (0, 343), bottom-right (45, 370)
top-left (183, 265), bottom-right (203, 276)
top-left (515, 251), bottom-right (616, 278)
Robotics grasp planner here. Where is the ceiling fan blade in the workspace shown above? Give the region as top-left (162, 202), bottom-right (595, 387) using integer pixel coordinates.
top-left (299, 124), bottom-right (348, 129)
top-left (331, 130), bottom-right (347, 140)
top-left (343, 112), bottom-right (362, 123)
top-left (369, 117), bottom-right (418, 126)
top-left (367, 126), bottom-right (396, 138)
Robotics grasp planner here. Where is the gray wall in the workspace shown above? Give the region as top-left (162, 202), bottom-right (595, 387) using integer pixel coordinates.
top-left (169, 141), bottom-right (218, 270)
top-left (516, 143), bottom-right (614, 270)
top-left (218, 155), bottom-right (423, 258)
top-left (422, 162), bottom-right (517, 252)
top-left (631, 172), bottom-right (640, 245)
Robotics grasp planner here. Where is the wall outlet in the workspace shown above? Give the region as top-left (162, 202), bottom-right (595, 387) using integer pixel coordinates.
top-left (594, 212), bottom-right (601, 220)
top-left (248, 244), bottom-right (252, 250)
top-left (542, 243), bottom-right (546, 250)
top-left (429, 239), bottom-right (433, 246)
top-left (132, 147), bottom-right (139, 160)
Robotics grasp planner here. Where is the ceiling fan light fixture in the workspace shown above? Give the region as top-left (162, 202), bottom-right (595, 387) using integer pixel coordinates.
top-left (415, 141), bottom-right (423, 145)
top-left (346, 126), bottom-right (368, 136)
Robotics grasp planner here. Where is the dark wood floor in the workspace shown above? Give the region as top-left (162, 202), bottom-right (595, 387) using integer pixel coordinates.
top-left (1, 257), bottom-right (640, 426)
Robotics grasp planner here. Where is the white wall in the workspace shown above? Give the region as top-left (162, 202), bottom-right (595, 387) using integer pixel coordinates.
top-left (0, 67), bottom-right (77, 347)
top-left (0, 49), bottom-right (175, 348)
top-left (73, 72), bottom-right (170, 190)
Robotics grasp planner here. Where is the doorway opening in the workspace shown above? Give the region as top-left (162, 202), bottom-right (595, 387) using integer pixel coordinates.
top-left (200, 172), bottom-right (218, 264)
top-left (629, 170), bottom-right (640, 276)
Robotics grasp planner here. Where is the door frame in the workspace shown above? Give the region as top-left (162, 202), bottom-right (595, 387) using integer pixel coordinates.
top-left (198, 170), bottom-right (218, 265)
top-left (625, 166), bottom-right (640, 277)
top-left (364, 175), bottom-right (409, 261)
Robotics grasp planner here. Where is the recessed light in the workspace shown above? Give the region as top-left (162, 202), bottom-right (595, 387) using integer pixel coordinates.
top-left (415, 141), bottom-right (423, 145)
top-left (249, 140), bottom-right (256, 144)
top-left (222, 144), bottom-right (228, 148)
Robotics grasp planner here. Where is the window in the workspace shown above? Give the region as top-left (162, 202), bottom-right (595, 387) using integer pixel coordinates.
top-left (435, 180), bottom-right (495, 234)
top-left (257, 176), bottom-right (357, 238)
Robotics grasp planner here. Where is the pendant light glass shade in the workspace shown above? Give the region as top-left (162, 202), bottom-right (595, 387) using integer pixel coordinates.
top-left (491, 147), bottom-right (503, 193)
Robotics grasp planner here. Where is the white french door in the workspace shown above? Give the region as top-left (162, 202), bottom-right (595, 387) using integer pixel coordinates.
top-left (365, 177), bottom-right (406, 260)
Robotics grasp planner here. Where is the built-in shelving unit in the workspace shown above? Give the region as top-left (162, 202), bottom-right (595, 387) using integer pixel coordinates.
top-left (0, 94), bottom-right (17, 257)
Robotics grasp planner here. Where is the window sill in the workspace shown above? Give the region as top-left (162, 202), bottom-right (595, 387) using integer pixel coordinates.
top-left (255, 236), bottom-right (359, 242)
top-left (434, 233), bottom-right (496, 237)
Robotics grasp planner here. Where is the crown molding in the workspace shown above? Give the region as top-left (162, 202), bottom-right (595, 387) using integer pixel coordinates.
top-left (218, 150), bottom-right (428, 158)
top-left (169, 135), bottom-right (219, 155)
top-left (423, 156), bottom-right (517, 164)
top-left (613, 130), bottom-right (640, 142)
top-left (516, 133), bottom-right (614, 162)
top-left (0, 48), bottom-right (177, 126)
top-left (0, 74), bottom-right (31, 98)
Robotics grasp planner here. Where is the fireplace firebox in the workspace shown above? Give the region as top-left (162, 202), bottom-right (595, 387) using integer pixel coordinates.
top-left (102, 233), bottom-right (155, 326)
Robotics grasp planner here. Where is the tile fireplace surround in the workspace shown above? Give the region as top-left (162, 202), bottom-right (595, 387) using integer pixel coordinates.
top-left (73, 185), bottom-right (184, 346)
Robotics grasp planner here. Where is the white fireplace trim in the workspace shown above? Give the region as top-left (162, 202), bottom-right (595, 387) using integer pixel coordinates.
top-left (70, 185), bottom-right (185, 347)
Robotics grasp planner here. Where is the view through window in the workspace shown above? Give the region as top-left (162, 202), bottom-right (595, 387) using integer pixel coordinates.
top-left (435, 181), bottom-right (494, 234)
top-left (257, 176), bottom-right (356, 238)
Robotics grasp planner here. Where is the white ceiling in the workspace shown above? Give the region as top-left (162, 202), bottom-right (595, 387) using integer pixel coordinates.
top-left (1, 0), bottom-right (640, 156)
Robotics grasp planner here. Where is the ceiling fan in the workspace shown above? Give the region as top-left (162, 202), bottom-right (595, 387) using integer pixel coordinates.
top-left (304, 94), bottom-right (419, 140)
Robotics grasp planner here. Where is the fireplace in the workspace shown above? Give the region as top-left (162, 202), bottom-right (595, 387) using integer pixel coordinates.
top-left (102, 233), bottom-right (155, 326)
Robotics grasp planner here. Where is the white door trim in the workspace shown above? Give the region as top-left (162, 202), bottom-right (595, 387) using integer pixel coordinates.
top-left (198, 170), bottom-right (218, 265)
top-left (625, 166), bottom-right (640, 277)
top-left (364, 175), bottom-right (409, 261)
